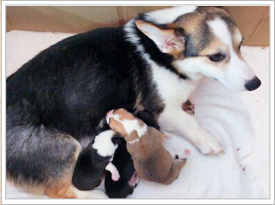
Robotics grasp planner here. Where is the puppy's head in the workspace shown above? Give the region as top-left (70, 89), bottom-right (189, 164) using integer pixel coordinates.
top-left (136, 6), bottom-right (261, 91)
top-left (106, 108), bottom-right (147, 140)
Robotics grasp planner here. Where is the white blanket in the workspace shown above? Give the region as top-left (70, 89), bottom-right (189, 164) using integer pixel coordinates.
top-left (5, 31), bottom-right (269, 198)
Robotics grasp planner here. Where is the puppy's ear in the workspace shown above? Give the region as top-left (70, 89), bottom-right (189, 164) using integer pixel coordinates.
top-left (111, 133), bottom-right (125, 145)
top-left (135, 20), bottom-right (185, 57)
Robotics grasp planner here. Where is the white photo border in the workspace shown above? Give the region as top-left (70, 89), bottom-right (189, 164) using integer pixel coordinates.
top-left (1, 1), bottom-right (274, 204)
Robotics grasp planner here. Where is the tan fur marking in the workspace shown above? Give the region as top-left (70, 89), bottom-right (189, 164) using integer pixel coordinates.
top-left (44, 146), bottom-right (81, 198)
top-left (45, 174), bottom-right (77, 198)
top-left (175, 12), bottom-right (205, 35)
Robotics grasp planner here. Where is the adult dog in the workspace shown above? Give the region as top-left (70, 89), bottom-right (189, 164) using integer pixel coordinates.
top-left (6, 6), bottom-right (261, 198)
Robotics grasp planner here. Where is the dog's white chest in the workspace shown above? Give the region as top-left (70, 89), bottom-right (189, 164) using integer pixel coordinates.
top-left (150, 61), bottom-right (200, 106)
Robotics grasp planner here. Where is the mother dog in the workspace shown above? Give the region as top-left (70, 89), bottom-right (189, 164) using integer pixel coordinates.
top-left (6, 6), bottom-right (261, 198)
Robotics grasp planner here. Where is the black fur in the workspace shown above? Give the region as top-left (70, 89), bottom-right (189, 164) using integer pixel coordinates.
top-left (135, 110), bottom-right (161, 131)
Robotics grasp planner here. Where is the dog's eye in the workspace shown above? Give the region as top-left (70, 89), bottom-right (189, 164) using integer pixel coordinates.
top-left (208, 53), bottom-right (226, 62)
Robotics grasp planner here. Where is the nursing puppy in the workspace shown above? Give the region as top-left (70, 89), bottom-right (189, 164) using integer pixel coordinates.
top-left (72, 130), bottom-right (121, 191)
top-left (107, 108), bottom-right (187, 185)
top-left (104, 139), bottom-right (139, 198)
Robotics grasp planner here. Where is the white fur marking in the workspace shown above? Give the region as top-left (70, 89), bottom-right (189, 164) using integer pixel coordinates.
top-left (112, 114), bottom-right (147, 137)
top-left (149, 57), bottom-right (202, 106)
top-left (127, 138), bottom-right (141, 145)
top-left (208, 18), bottom-right (232, 48)
top-left (92, 130), bottom-right (117, 157)
top-left (105, 162), bottom-right (118, 174)
top-left (146, 6), bottom-right (197, 24)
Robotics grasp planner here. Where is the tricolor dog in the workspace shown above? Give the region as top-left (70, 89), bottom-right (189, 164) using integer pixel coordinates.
top-left (107, 108), bottom-right (187, 184)
top-left (6, 6), bottom-right (261, 198)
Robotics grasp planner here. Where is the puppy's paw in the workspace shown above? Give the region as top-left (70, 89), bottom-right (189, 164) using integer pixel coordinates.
top-left (184, 149), bottom-right (191, 157)
top-left (111, 171), bottom-right (120, 181)
top-left (195, 133), bottom-right (224, 156)
top-left (128, 172), bottom-right (139, 187)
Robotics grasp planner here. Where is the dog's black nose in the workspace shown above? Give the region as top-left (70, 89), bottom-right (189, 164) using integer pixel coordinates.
top-left (245, 76), bottom-right (261, 91)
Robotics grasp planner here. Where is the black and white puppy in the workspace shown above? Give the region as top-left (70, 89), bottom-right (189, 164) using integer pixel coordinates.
top-left (104, 139), bottom-right (139, 198)
top-left (72, 130), bottom-right (120, 191)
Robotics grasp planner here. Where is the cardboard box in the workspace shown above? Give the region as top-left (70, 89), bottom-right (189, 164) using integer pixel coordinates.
top-left (6, 6), bottom-right (270, 46)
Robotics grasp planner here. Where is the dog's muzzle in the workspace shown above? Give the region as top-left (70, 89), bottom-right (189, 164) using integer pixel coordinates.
top-left (245, 76), bottom-right (261, 91)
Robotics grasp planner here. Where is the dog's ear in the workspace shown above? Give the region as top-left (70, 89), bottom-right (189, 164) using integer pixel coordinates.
top-left (135, 20), bottom-right (185, 57)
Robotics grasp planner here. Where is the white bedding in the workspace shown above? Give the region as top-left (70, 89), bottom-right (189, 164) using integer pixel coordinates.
top-left (5, 30), bottom-right (269, 199)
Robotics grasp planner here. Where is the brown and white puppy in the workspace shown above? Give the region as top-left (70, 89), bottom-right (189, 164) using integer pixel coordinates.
top-left (106, 108), bottom-right (187, 185)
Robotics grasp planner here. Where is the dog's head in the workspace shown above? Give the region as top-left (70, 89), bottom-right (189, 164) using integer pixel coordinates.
top-left (135, 6), bottom-right (261, 91)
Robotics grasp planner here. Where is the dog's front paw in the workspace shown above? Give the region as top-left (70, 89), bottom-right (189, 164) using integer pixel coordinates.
top-left (111, 170), bottom-right (120, 181)
top-left (195, 132), bottom-right (224, 156)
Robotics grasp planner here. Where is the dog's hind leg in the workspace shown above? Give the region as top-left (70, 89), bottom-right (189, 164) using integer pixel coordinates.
top-left (6, 119), bottom-right (105, 198)
top-left (163, 158), bottom-right (187, 185)
top-left (7, 124), bottom-right (107, 198)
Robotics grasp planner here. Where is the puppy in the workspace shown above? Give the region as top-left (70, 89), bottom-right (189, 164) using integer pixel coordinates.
top-left (72, 130), bottom-right (120, 190)
top-left (104, 110), bottom-right (160, 198)
top-left (104, 139), bottom-right (139, 198)
top-left (107, 108), bottom-right (187, 185)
